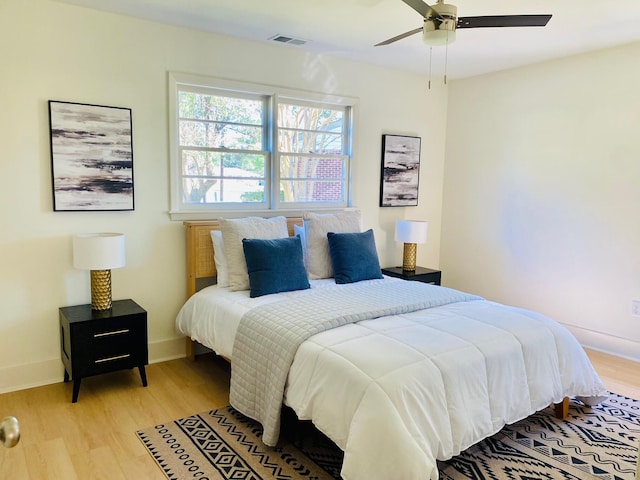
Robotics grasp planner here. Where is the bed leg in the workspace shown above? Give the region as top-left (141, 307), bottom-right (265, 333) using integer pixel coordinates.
top-left (553, 397), bottom-right (569, 419)
top-left (186, 337), bottom-right (195, 361)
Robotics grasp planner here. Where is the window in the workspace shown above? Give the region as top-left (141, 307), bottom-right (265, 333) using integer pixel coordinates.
top-left (278, 101), bottom-right (348, 206)
top-left (178, 90), bottom-right (267, 205)
top-left (169, 73), bottom-right (355, 219)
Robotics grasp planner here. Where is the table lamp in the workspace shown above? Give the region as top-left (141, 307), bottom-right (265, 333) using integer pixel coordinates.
top-left (73, 233), bottom-right (125, 310)
top-left (395, 220), bottom-right (428, 272)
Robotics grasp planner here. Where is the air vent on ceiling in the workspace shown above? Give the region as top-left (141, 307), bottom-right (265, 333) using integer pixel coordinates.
top-left (269, 35), bottom-right (307, 46)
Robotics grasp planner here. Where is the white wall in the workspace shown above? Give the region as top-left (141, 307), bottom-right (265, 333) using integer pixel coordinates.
top-left (0, 0), bottom-right (447, 392)
top-left (442, 42), bottom-right (640, 361)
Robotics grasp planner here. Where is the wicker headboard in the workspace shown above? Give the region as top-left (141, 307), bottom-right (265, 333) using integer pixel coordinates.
top-left (183, 218), bottom-right (303, 360)
top-left (183, 218), bottom-right (304, 299)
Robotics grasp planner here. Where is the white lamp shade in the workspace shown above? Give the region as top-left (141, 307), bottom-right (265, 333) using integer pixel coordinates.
top-left (395, 221), bottom-right (428, 244)
top-left (73, 233), bottom-right (126, 270)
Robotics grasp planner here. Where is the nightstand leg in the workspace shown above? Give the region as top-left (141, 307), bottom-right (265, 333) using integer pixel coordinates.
top-left (64, 369), bottom-right (70, 383)
top-left (72, 379), bottom-right (81, 403)
top-left (138, 365), bottom-right (148, 387)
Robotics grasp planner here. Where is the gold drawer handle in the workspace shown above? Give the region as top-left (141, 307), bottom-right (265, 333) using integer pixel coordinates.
top-left (95, 354), bottom-right (130, 364)
top-left (94, 329), bottom-right (129, 338)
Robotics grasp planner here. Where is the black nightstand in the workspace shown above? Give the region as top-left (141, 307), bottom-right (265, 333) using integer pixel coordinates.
top-left (59, 299), bottom-right (148, 403)
top-left (382, 266), bottom-right (442, 285)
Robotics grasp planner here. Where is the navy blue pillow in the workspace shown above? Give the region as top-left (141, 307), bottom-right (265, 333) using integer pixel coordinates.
top-left (242, 236), bottom-right (310, 298)
top-left (327, 229), bottom-right (384, 284)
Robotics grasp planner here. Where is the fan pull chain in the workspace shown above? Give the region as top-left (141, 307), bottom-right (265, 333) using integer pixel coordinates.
top-left (428, 47), bottom-right (433, 90)
top-left (444, 31), bottom-right (449, 85)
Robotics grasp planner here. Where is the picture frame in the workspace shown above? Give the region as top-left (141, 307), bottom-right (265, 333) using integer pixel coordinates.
top-left (49, 100), bottom-right (134, 211)
top-left (379, 134), bottom-right (421, 207)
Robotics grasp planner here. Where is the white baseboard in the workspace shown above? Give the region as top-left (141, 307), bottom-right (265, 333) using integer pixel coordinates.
top-left (0, 358), bottom-right (63, 395)
top-left (0, 337), bottom-right (187, 395)
top-left (563, 324), bottom-right (640, 363)
top-left (148, 337), bottom-right (187, 363)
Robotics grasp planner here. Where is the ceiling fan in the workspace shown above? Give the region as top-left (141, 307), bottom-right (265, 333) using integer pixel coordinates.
top-left (376, 0), bottom-right (552, 46)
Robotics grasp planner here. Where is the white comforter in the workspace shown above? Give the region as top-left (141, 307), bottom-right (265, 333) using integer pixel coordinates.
top-left (176, 278), bottom-right (607, 480)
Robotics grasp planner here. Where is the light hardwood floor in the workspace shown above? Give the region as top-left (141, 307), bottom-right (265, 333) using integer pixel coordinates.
top-left (0, 349), bottom-right (637, 479)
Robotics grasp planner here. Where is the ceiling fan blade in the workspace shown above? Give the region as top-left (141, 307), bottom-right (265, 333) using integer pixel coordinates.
top-left (375, 27), bottom-right (423, 46)
top-left (401, 0), bottom-right (440, 19)
top-left (457, 14), bottom-right (552, 29)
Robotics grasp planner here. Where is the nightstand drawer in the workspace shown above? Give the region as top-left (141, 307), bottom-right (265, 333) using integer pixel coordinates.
top-left (79, 317), bottom-right (145, 356)
top-left (84, 353), bottom-right (141, 377)
top-left (74, 315), bottom-right (143, 338)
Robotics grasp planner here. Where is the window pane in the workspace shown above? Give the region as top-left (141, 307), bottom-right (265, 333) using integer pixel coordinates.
top-left (224, 179), bottom-right (265, 203)
top-left (183, 177), bottom-right (220, 204)
top-left (179, 92), bottom-right (263, 125)
top-left (277, 129), bottom-right (342, 154)
top-left (280, 180), bottom-right (344, 203)
top-left (179, 121), bottom-right (262, 150)
top-left (182, 151), bottom-right (265, 178)
top-left (280, 156), bottom-right (345, 180)
top-left (278, 103), bottom-right (344, 131)
top-left (183, 178), bottom-right (265, 204)
top-left (182, 150), bottom-right (221, 177)
top-left (221, 152), bottom-right (265, 178)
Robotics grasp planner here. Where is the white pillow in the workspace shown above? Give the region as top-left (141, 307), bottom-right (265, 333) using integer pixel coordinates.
top-left (210, 230), bottom-right (229, 287)
top-left (293, 223), bottom-right (307, 269)
top-left (303, 210), bottom-right (362, 279)
top-left (219, 216), bottom-right (289, 291)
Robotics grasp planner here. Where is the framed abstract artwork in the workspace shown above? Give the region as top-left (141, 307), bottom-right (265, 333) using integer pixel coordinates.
top-left (49, 101), bottom-right (134, 211)
top-left (379, 134), bottom-right (421, 207)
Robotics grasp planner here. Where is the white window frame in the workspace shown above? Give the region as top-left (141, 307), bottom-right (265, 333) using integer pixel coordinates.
top-left (168, 72), bottom-right (357, 220)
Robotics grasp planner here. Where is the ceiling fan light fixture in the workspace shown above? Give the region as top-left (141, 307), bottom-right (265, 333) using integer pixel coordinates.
top-left (422, 2), bottom-right (457, 46)
top-left (422, 22), bottom-right (456, 45)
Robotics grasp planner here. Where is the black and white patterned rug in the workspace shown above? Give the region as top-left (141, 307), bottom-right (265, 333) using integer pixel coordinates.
top-left (438, 392), bottom-right (639, 479)
top-left (138, 392), bottom-right (640, 479)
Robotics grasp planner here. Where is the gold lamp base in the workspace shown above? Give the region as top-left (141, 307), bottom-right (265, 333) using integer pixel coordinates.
top-left (402, 243), bottom-right (417, 272)
top-left (90, 269), bottom-right (112, 310)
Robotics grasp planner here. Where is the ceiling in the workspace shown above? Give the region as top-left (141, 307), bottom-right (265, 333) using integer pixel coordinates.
top-left (56, 0), bottom-right (640, 79)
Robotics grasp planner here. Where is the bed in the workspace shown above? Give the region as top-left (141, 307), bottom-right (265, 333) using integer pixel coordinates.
top-left (177, 216), bottom-right (607, 480)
